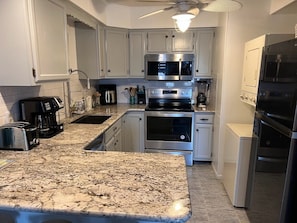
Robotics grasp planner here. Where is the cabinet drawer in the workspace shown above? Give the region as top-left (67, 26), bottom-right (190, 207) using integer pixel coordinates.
top-left (105, 119), bottom-right (121, 143)
top-left (195, 114), bottom-right (214, 124)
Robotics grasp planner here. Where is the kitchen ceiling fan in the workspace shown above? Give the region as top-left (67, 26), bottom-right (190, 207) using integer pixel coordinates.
top-left (138, 0), bottom-right (242, 32)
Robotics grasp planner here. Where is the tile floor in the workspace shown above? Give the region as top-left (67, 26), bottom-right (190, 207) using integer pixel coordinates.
top-left (186, 162), bottom-right (250, 223)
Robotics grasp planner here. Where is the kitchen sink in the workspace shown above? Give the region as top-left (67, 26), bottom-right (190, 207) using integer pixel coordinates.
top-left (71, 115), bottom-right (111, 124)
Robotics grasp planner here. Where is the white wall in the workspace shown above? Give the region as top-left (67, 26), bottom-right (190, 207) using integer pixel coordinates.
top-left (212, 0), bottom-right (297, 177)
top-left (69, 0), bottom-right (220, 28)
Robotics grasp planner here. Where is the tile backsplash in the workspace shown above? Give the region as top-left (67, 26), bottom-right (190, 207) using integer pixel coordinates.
top-left (0, 82), bottom-right (65, 126)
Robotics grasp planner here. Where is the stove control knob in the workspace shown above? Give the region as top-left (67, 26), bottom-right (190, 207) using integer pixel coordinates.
top-left (180, 135), bottom-right (186, 140)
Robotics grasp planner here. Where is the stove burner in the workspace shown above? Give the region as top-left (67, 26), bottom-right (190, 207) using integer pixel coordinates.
top-left (145, 98), bottom-right (194, 112)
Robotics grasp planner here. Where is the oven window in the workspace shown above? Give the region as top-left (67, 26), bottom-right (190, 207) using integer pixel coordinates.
top-left (147, 116), bottom-right (192, 142)
top-left (256, 119), bottom-right (290, 173)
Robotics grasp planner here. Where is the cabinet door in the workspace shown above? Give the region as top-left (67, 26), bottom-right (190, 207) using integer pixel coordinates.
top-left (241, 38), bottom-right (264, 94)
top-left (194, 123), bottom-right (213, 161)
top-left (105, 28), bottom-right (129, 77)
top-left (146, 30), bottom-right (171, 53)
top-left (31, 0), bottom-right (69, 82)
top-left (98, 24), bottom-right (106, 78)
top-left (114, 129), bottom-right (122, 151)
top-left (75, 22), bottom-right (99, 79)
top-left (171, 31), bottom-right (195, 52)
top-left (105, 137), bottom-right (115, 151)
top-left (122, 112), bottom-right (144, 152)
top-left (195, 30), bottom-right (214, 77)
top-left (129, 31), bottom-right (146, 77)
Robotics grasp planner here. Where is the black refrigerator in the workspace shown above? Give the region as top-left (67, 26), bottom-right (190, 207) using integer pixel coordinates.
top-left (246, 39), bottom-right (297, 223)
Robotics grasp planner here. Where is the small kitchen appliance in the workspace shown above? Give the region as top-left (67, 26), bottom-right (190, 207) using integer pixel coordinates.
top-left (0, 122), bottom-right (39, 150)
top-left (145, 54), bottom-right (194, 81)
top-left (196, 80), bottom-right (211, 108)
top-left (97, 84), bottom-right (117, 105)
top-left (19, 97), bottom-right (64, 138)
top-left (144, 88), bottom-right (194, 166)
top-left (137, 85), bottom-right (146, 104)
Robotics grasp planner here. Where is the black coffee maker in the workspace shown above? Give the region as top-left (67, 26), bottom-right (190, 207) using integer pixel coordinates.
top-left (19, 97), bottom-right (64, 138)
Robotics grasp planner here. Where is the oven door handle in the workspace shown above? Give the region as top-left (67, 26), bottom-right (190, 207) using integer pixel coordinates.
top-left (145, 111), bottom-right (193, 118)
top-left (259, 116), bottom-right (292, 138)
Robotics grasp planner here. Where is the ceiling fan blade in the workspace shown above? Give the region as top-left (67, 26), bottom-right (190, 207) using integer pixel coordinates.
top-left (138, 6), bottom-right (175, 19)
top-left (202, 0), bottom-right (242, 12)
top-left (187, 7), bottom-right (200, 16)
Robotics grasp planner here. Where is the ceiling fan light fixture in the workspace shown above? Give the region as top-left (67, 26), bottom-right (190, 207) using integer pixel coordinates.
top-left (203, 0), bottom-right (242, 12)
top-left (172, 13), bottom-right (195, 32)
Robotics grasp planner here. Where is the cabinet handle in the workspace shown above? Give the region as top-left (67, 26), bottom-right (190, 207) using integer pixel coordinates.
top-left (200, 118), bottom-right (209, 121)
top-left (32, 68), bottom-right (36, 78)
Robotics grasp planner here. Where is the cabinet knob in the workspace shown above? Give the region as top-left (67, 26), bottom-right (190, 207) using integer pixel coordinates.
top-left (196, 129), bottom-right (199, 132)
top-left (165, 35), bottom-right (168, 38)
top-left (139, 118), bottom-right (142, 121)
top-left (172, 35), bottom-right (175, 38)
top-left (196, 69), bottom-right (199, 72)
top-left (141, 69), bottom-right (144, 72)
top-left (108, 69), bottom-right (111, 72)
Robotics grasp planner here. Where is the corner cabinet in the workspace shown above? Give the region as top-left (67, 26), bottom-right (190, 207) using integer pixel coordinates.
top-left (0, 0), bottom-right (69, 86)
top-left (193, 113), bottom-right (214, 161)
top-left (121, 112), bottom-right (144, 153)
top-left (105, 28), bottom-right (129, 78)
top-left (194, 29), bottom-right (214, 78)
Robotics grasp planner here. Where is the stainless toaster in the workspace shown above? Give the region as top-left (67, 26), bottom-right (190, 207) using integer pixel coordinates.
top-left (0, 122), bottom-right (39, 151)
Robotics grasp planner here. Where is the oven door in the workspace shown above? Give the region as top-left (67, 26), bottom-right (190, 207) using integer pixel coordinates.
top-left (145, 111), bottom-right (193, 151)
top-left (246, 111), bottom-right (296, 223)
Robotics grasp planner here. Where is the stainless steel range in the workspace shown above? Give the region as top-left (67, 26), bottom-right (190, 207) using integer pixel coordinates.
top-left (145, 88), bottom-right (194, 166)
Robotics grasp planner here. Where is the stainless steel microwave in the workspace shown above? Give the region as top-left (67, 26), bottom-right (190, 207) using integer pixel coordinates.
top-left (145, 54), bottom-right (194, 81)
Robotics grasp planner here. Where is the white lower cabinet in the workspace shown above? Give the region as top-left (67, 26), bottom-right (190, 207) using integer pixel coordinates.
top-left (121, 112), bottom-right (144, 153)
top-left (193, 113), bottom-right (214, 161)
top-left (104, 118), bottom-right (121, 151)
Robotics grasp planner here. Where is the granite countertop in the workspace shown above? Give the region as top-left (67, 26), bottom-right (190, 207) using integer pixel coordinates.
top-left (0, 104), bottom-right (191, 223)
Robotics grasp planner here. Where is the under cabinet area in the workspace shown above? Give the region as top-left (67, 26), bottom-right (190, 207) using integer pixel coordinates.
top-left (193, 113), bottom-right (214, 161)
top-left (104, 118), bottom-right (122, 151)
top-left (121, 112), bottom-right (144, 153)
top-left (0, 0), bottom-right (69, 86)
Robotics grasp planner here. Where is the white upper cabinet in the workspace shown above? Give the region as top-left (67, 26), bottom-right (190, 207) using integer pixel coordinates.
top-left (0, 0), bottom-right (69, 86)
top-left (171, 31), bottom-right (195, 52)
top-left (129, 31), bottom-right (146, 78)
top-left (75, 22), bottom-right (99, 79)
top-left (194, 29), bottom-right (214, 78)
top-left (146, 30), bottom-right (195, 53)
top-left (105, 28), bottom-right (129, 77)
top-left (98, 24), bottom-right (106, 78)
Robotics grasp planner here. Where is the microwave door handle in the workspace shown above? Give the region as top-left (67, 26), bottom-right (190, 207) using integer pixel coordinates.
top-left (179, 59), bottom-right (182, 80)
top-left (105, 91), bottom-right (109, 103)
